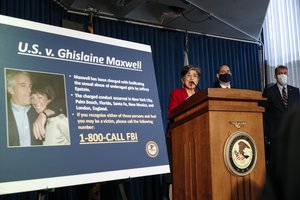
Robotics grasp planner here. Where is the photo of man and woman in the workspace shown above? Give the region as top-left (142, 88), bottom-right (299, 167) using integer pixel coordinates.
top-left (6, 68), bottom-right (70, 147)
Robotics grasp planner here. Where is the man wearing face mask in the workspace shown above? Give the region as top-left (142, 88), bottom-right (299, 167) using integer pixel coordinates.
top-left (262, 65), bottom-right (300, 171)
top-left (213, 65), bottom-right (232, 88)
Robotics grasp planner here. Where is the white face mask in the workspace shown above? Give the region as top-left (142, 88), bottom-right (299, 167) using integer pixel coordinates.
top-left (277, 74), bottom-right (288, 85)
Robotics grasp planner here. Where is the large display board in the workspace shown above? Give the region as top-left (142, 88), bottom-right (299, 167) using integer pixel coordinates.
top-left (0, 15), bottom-right (169, 195)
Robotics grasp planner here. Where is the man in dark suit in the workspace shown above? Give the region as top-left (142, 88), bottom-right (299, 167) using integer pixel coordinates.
top-left (6, 70), bottom-right (43, 146)
top-left (7, 101), bottom-right (42, 146)
top-left (213, 65), bottom-right (232, 88)
top-left (262, 65), bottom-right (300, 169)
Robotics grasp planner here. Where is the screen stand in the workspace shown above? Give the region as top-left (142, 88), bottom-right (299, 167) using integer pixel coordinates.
top-left (38, 188), bottom-right (55, 200)
top-left (118, 183), bottom-right (127, 200)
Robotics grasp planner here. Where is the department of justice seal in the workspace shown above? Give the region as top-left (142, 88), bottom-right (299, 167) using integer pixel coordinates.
top-left (146, 141), bottom-right (159, 158)
top-left (224, 132), bottom-right (257, 176)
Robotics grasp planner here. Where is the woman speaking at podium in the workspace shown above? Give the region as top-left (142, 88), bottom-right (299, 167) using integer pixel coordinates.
top-left (163, 65), bottom-right (201, 200)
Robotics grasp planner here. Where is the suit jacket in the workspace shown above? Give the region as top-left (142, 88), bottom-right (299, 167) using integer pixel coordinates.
top-left (166, 88), bottom-right (196, 138)
top-left (168, 88), bottom-right (190, 117)
top-left (213, 80), bottom-right (232, 88)
top-left (262, 84), bottom-right (300, 141)
top-left (8, 101), bottom-right (42, 146)
top-left (213, 81), bottom-right (222, 88)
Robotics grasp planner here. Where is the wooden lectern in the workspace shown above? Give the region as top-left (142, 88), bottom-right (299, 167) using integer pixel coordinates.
top-left (169, 88), bottom-right (266, 200)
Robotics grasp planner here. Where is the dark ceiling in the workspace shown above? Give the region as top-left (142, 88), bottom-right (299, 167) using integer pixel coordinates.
top-left (58, 0), bottom-right (270, 42)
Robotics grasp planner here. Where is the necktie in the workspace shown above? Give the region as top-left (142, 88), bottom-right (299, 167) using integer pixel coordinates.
top-left (282, 87), bottom-right (288, 108)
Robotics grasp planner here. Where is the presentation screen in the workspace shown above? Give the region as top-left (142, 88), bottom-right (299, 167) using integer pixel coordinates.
top-left (0, 15), bottom-right (169, 195)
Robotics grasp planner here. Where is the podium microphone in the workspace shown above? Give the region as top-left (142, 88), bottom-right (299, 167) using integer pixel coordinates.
top-left (190, 81), bottom-right (201, 91)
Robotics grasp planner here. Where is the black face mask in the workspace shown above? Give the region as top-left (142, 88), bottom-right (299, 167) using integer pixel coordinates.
top-left (219, 73), bottom-right (231, 83)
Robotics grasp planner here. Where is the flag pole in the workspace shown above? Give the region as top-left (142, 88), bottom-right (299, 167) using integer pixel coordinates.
top-left (88, 13), bottom-right (94, 34)
top-left (184, 30), bottom-right (189, 66)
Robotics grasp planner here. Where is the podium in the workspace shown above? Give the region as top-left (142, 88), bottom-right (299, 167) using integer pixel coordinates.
top-left (169, 88), bottom-right (266, 200)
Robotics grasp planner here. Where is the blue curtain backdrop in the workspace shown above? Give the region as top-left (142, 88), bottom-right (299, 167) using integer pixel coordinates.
top-left (187, 34), bottom-right (261, 90)
top-left (0, 0), bottom-right (262, 131)
top-left (0, 0), bottom-right (261, 199)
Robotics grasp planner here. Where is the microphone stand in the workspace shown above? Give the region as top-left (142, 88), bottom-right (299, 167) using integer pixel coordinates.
top-left (190, 81), bottom-right (201, 91)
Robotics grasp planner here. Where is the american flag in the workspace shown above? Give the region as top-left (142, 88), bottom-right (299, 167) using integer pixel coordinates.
top-left (234, 150), bottom-right (245, 160)
top-left (88, 15), bottom-right (94, 34)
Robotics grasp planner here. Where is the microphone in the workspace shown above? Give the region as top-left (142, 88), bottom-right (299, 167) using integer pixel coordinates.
top-left (190, 81), bottom-right (201, 91)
